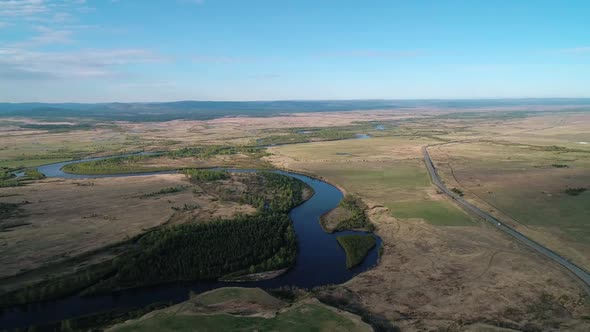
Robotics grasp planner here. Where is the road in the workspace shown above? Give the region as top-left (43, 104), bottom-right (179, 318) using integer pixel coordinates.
top-left (422, 145), bottom-right (590, 293)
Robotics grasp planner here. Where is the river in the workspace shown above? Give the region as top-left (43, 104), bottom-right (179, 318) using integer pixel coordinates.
top-left (1, 156), bottom-right (382, 329)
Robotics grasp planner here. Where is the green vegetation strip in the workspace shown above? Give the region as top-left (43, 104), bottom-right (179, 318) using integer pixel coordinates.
top-left (169, 145), bottom-right (268, 159)
top-left (564, 187), bottom-right (587, 196)
top-left (0, 167), bottom-right (45, 187)
top-left (0, 167), bottom-right (19, 187)
top-left (60, 145), bottom-right (269, 175)
top-left (256, 128), bottom-right (358, 146)
top-left (61, 155), bottom-right (170, 175)
top-left (184, 169), bottom-right (229, 181)
top-left (19, 123), bottom-right (93, 132)
top-left (22, 169), bottom-right (46, 180)
top-left (337, 235), bottom-right (376, 269)
top-left (387, 200), bottom-right (473, 226)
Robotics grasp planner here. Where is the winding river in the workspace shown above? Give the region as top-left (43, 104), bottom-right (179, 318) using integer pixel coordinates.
top-left (1, 156), bottom-right (382, 329)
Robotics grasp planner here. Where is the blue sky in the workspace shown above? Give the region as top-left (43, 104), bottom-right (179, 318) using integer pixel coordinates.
top-left (0, 0), bottom-right (589, 102)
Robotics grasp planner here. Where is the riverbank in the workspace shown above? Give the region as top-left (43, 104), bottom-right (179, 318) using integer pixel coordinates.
top-left (219, 268), bottom-right (290, 282)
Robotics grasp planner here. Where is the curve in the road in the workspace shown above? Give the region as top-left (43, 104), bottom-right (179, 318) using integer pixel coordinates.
top-left (422, 145), bottom-right (590, 293)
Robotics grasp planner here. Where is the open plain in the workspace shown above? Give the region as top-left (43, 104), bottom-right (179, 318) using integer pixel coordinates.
top-left (1, 106), bottom-right (589, 331)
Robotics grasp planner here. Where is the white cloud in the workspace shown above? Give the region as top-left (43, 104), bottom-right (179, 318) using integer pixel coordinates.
top-left (191, 55), bottom-right (253, 63)
top-left (0, 0), bottom-right (90, 22)
top-left (0, 21), bottom-right (11, 28)
top-left (0, 0), bottom-right (48, 17)
top-left (0, 48), bottom-right (168, 80)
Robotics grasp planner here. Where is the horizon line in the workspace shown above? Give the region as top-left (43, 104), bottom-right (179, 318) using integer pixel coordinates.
top-left (2, 97), bottom-right (590, 105)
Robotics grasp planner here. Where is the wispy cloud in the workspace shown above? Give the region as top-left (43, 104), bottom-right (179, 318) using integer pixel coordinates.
top-left (0, 48), bottom-right (168, 80)
top-left (316, 50), bottom-right (422, 58)
top-left (0, 0), bottom-right (91, 22)
top-left (115, 81), bottom-right (177, 89)
top-left (556, 46), bottom-right (590, 55)
top-left (12, 25), bottom-right (74, 47)
top-left (0, 0), bottom-right (48, 17)
top-left (191, 55), bottom-right (261, 63)
top-left (0, 1), bottom-right (165, 83)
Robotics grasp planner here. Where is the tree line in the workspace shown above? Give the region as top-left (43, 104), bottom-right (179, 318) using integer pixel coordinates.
top-left (184, 169), bottom-right (229, 181)
top-left (94, 213), bottom-right (296, 290)
top-left (62, 155), bottom-right (165, 174)
top-left (169, 145), bottom-right (267, 159)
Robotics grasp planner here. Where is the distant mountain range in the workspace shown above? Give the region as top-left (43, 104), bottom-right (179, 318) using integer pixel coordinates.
top-left (1, 99), bottom-right (589, 122)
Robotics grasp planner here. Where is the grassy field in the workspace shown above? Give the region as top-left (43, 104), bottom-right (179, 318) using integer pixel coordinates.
top-left (431, 136), bottom-right (590, 269)
top-left (109, 287), bottom-right (371, 332)
top-left (269, 122), bottom-right (590, 331)
top-left (0, 128), bottom-right (149, 170)
top-left (321, 166), bottom-right (431, 190)
top-left (276, 159), bottom-right (433, 204)
top-left (337, 235), bottom-right (377, 269)
top-left (269, 137), bottom-right (470, 227)
top-left (490, 188), bottom-right (589, 241)
top-left (1, 158), bottom-right (73, 168)
top-left (387, 200), bottom-right (473, 226)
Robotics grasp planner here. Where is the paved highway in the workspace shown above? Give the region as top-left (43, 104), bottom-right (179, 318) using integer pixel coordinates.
top-left (422, 145), bottom-right (590, 293)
